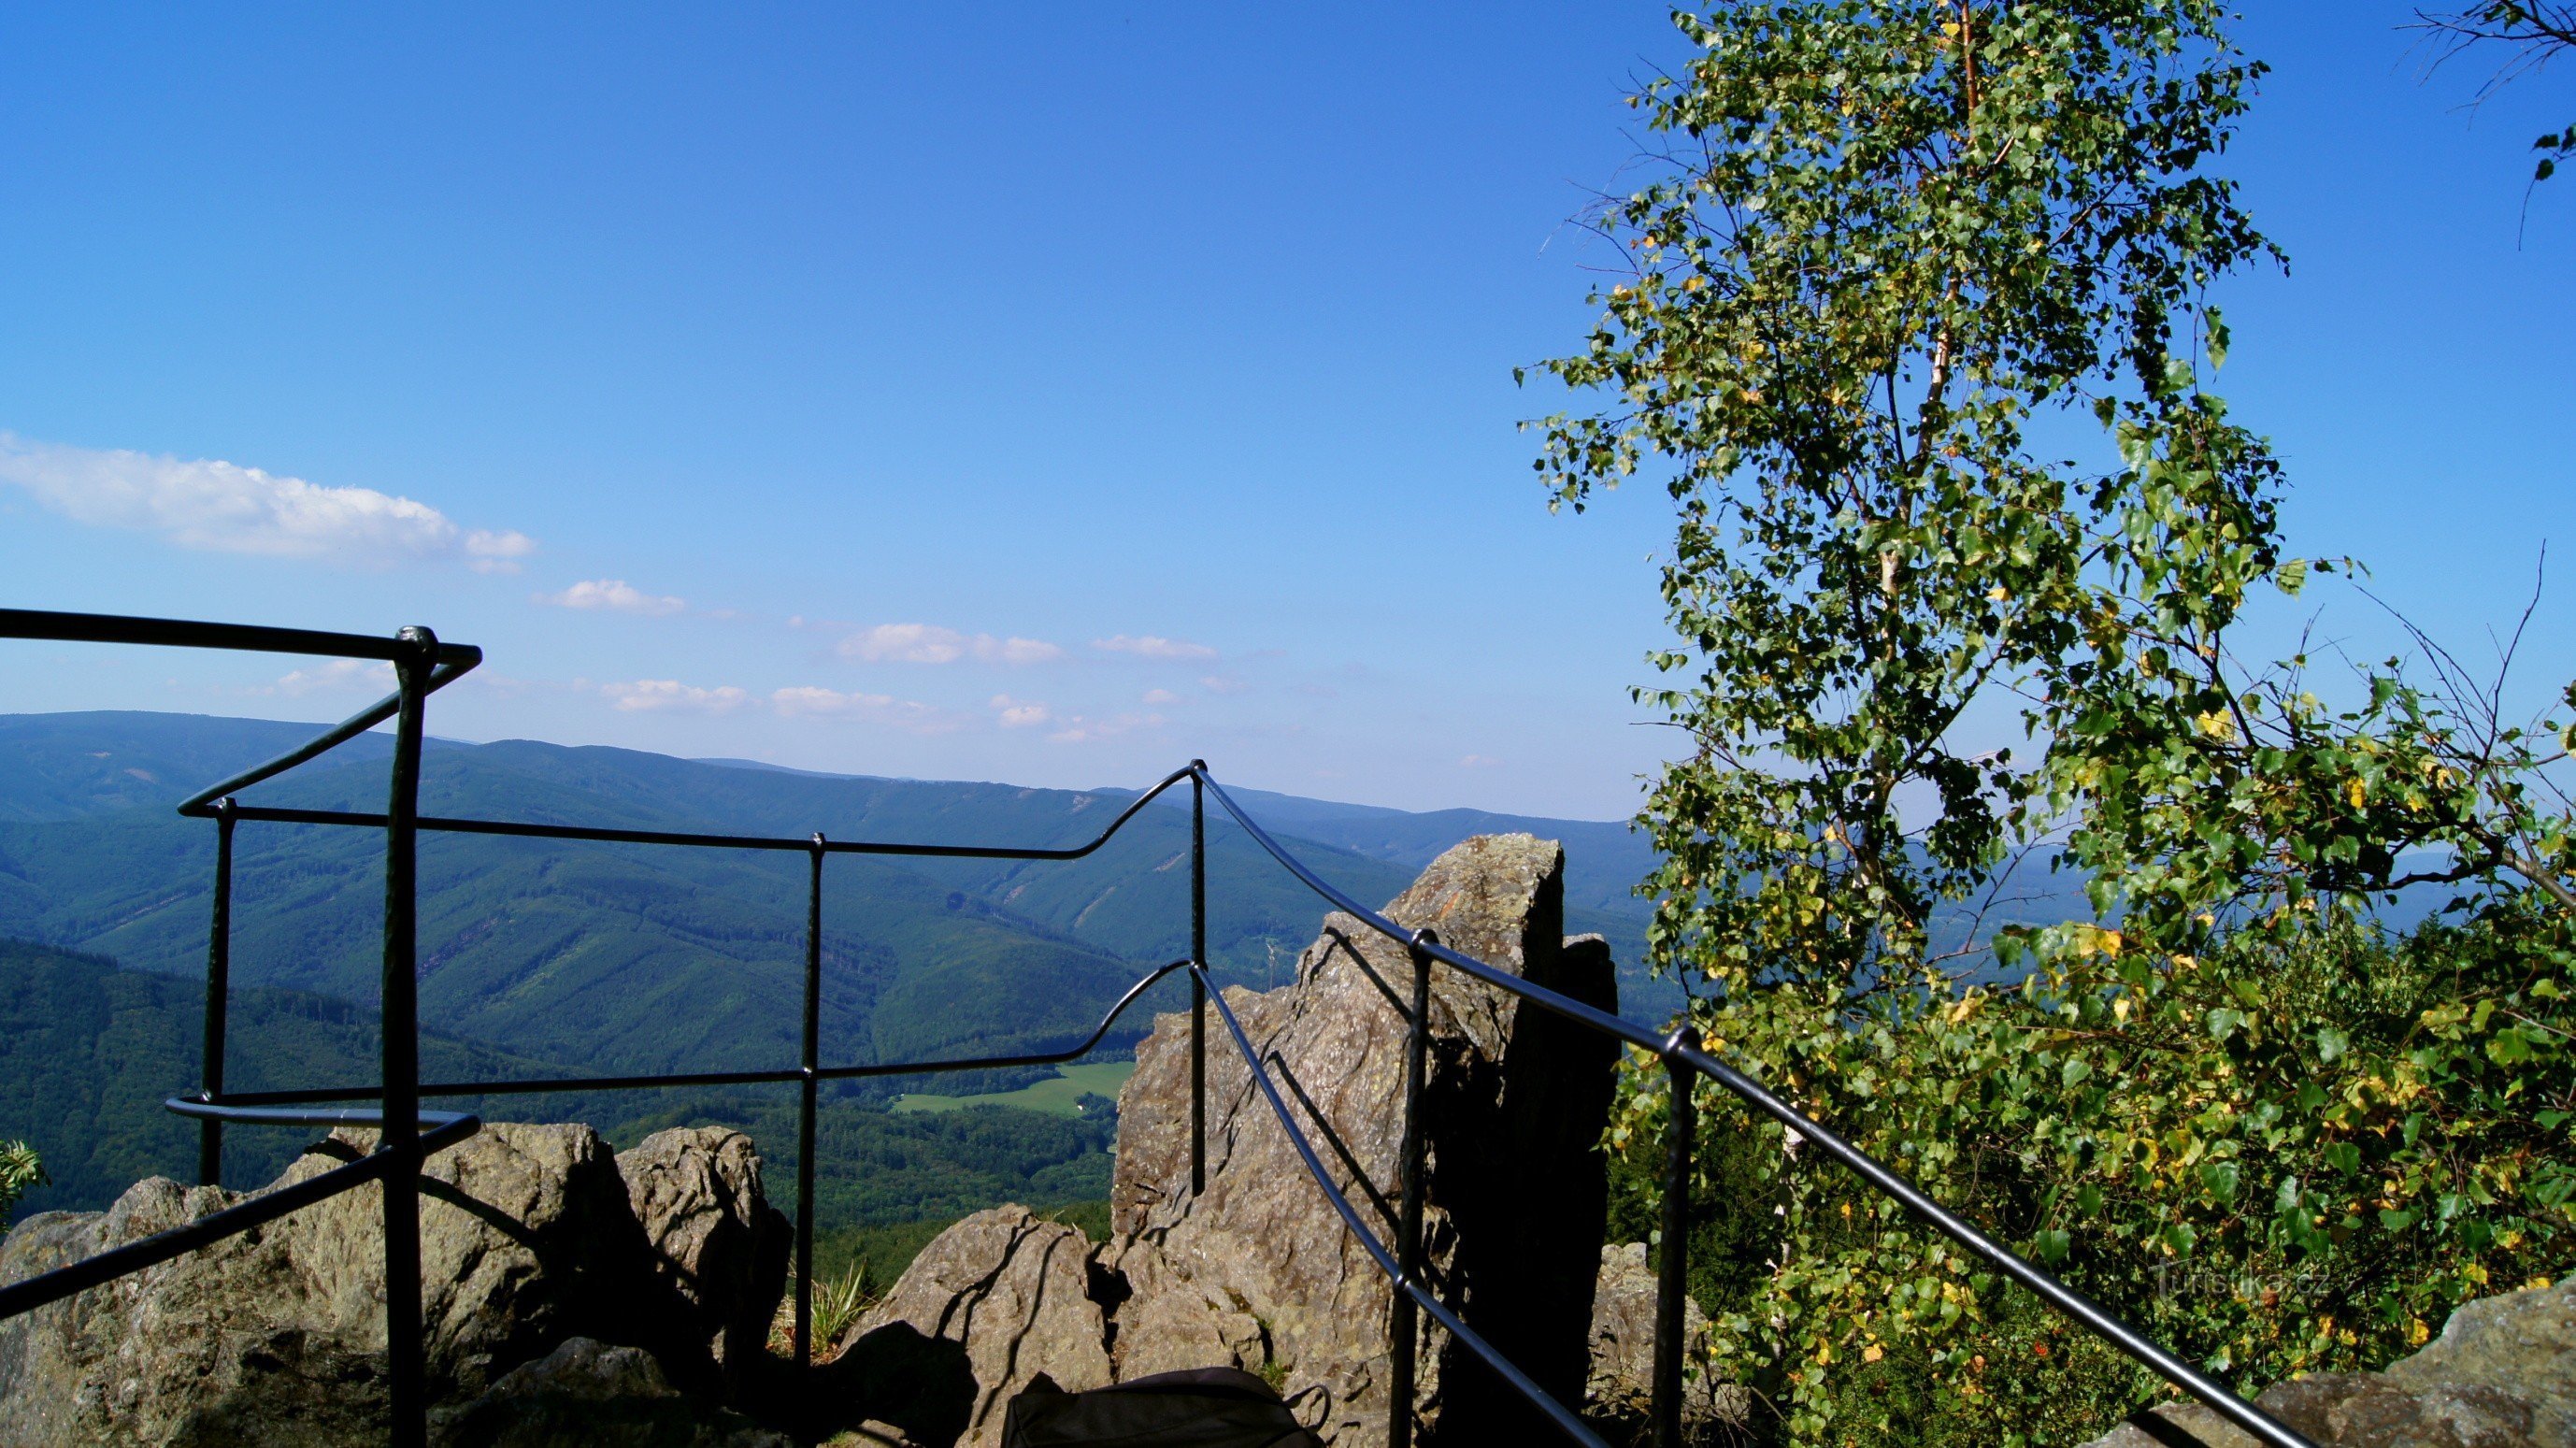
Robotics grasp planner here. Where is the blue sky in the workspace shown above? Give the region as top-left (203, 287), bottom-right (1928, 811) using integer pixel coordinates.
top-left (0, 4), bottom-right (2565, 819)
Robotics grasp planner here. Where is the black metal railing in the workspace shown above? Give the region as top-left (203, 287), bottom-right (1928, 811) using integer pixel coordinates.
top-left (0, 609), bottom-right (2316, 1448)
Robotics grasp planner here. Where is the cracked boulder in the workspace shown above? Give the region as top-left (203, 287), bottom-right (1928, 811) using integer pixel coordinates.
top-left (1109, 834), bottom-right (1621, 1445)
top-left (837, 1205), bottom-right (1113, 1448)
top-left (618, 1126), bottom-right (791, 1396)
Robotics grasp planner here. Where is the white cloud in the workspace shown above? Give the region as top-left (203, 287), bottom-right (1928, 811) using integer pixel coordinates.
top-left (1092, 634), bottom-right (1217, 661)
top-left (538, 579), bottom-right (686, 616)
top-left (1459, 754), bottom-right (1503, 768)
top-left (271, 659), bottom-right (396, 696)
top-left (1046, 710), bottom-right (1165, 743)
top-left (1199, 675), bottom-right (1249, 695)
top-left (989, 694), bottom-right (1053, 729)
top-left (1141, 688), bottom-right (1181, 706)
top-left (0, 431), bottom-right (536, 566)
top-left (603, 680), bottom-right (751, 713)
top-left (838, 624), bottom-right (1062, 666)
top-left (771, 684), bottom-right (890, 716)
top-left (465, 531), bottom-right (537, 574)
top-left (771, 685), bottom-right (964, 734)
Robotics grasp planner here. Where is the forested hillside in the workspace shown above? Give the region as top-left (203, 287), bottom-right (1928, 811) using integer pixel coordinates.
top-left (0, 935), bottom-right (1122, 1225)
top-left (0, 709), bottom-right (1686, 1224)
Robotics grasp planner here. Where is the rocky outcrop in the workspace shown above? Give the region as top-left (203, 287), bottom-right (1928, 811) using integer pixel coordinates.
top-left (2082, 1279), bottom-right (2576, 1447)
top-left (0, 1121), bottom-right (789, 1445)
top-left (619, 1127), bottom-right (791, 1392)
top-left (822, 836), bottom-right (1623, 1446)
top-left (837, 1205), bottom-right (1113, 1448)
top-left (431, 1337), bottom-right (791, 1447)
top-left (1105, 834), bottom-right (1620, 1444)
top-left (1585, 1242), bottom-right (1748, 1441)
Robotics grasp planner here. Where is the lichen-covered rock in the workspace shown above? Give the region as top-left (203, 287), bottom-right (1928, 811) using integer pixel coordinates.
top-left (430, 1336), bottom-right (792, 1447)
top-left (843, 1205), bottom-right (1113, 1448)
top-left (2081, 1280), bottom-right (2576, 1447)
top-left (1109, 835), bottom-right (1621, 1445)
top-left (0, 1120), bottom-right (769, 1445)
top-left (617, 1127), bottom-right (790, 1394)
top-left (1585, 1242), bottom-right (1747, 1441)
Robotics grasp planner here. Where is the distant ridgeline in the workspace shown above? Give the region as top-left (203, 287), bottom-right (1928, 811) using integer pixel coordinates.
top-left (0, 710), bottom-right (1692, 1223)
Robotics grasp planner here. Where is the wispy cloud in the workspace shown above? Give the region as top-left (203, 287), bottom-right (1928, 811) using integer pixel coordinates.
top-left (771, 685), bottom-right (964, 734)
top-left (1141, 688), bottom-right (1181, 705)
top-left (538, 579), bottom-right (686, 616)
top-left (1092, 634), bottom-right (1217, 661)
top-left (837, 624), bottom-right (1062, 666)
top-left (603, 680), bottom-right (751, 713)
top-left (1459, 754), bottom-right (1503, 768)
top-left (989, 695), bottom-right (1053, 729)
top-left (1199, 674), bottom-right (1250, 695)
top-left (1045, 710), bottom-right (1166, 743)
top-left (0, 431), bottom-right (537, 568)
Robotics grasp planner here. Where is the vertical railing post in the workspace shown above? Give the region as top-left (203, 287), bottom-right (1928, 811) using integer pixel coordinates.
top-left (1652, 1026), bottom-right (1702, 1448)
top-left (795, 832), bottom-right (825, 1370)
top-left (1190, 763), bottom-right (1207, 1197)
top-left (1388, 927), bottom-right (1436, 1448)
top-left (196, 796), bottom-right (236, 1186)
top-left (382, 628), bottom-right (434, 1448)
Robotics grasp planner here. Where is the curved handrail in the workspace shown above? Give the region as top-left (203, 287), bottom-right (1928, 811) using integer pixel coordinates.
top-left (178, 656), bottom-right (481, 815)
top-left (0, 1107), bottom-right (480, 1321)
top-left (1191, 765), bottom-right (2318, 1448)
top-left (0, 607), bottom-right (484, 818)
top-left (0, 609), bottom-right (480, 667)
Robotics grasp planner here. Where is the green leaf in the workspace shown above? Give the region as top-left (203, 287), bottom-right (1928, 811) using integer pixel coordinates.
top-left (2199, 1161), bottom-right (2241, 1204)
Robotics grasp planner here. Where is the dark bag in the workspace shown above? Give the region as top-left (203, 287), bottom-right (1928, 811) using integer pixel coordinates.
top-left (998, 1367), bottom-right (1325, 1448)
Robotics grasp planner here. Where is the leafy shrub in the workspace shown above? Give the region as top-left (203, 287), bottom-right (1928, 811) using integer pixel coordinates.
top-left (0, 1138), bottom-right (42, 1223)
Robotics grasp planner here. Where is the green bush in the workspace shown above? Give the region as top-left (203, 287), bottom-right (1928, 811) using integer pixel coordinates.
top-left (0, 1138), bottom-right (42, 1223)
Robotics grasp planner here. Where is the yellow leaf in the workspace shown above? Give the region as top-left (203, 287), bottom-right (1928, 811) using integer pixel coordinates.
top-left (2195, 710), bottom-right (2237, 742)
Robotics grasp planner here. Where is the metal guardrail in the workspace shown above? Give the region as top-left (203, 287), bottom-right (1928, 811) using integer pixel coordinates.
top-left (0, 609), bottom-right (2316, 1448)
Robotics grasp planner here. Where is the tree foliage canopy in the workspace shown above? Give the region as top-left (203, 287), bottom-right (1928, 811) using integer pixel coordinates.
top-left (1536, 4), bottom-right (2576, 1442)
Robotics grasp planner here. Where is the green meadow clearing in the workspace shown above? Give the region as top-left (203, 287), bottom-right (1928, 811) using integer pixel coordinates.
top-left (891, 1059), bottom-right (1135, 1119)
